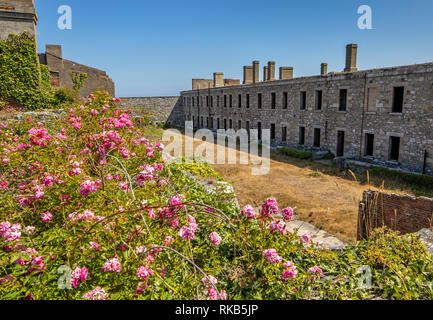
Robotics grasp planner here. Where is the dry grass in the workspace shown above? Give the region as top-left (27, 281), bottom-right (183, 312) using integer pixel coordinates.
top-left (212, 156), bottom-right (367, 243)
top-left (0, 99), bottom-right (26, 121)
top-left (147, 127), bottom-right (429, 244)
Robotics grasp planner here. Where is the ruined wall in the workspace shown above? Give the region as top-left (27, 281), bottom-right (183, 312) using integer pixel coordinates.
top-left (0, 0), bottom-right (37, 41)
top-left (120, 97), bottom-right (184, 127)
top-left (1, 2), bottom-right (115, 97)
top-left (39, 44), bottom-right (115, 97)
top-left (181, 62), bottom-right (433, 175)
top-left (357, 190), bottom-right (433, 240)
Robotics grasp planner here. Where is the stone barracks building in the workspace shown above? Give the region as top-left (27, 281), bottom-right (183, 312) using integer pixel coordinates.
top-left (0, 0), bottom-right (115, 97)
top-left (180, 44), bottom-right (433, 175)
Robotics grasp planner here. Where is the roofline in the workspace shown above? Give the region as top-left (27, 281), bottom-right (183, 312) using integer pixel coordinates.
top-left (181, 61), bottom-right (433, 94)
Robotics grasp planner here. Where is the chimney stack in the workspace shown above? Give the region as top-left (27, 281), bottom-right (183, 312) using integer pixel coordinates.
top-left (267, 61), bottom-right (276, 81)
top-left (279, 67), bottom-right (293, 80)
top-left (263, 66), bottom-right (269, 81)
top-left (321, 63), bottom-right (328, 76)
top-left (243, 66), bottom-right (253, 84)
top-left (252, 61), bottom-right (260, 83)
top-left (213, 72), bottom-right (224, 88)
top-left (344, 44), bottom-right (358, 73)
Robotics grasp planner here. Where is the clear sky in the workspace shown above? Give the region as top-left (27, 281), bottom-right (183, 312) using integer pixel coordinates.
top-left (34, 0), bottom-right (433, 97)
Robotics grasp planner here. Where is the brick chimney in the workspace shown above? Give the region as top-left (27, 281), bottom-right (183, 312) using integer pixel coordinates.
top-left (279, 67), bottom-right (293, 80)
top-left (252, 61), bottom-right (260, 83)
top-left (267, 61), bottom-right (276, 81)
top-left (243, 66), bottom-right (253, 84)
top-left (213, 72), bottom-right (224, 88)
top-left (321, 63), bottom-right (328, 76)
top-left (344, 44), bottom-right (358, 73)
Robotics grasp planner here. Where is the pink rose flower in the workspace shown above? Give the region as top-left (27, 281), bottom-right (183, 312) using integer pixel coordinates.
top-left (41, 212), bottom-right (53, 223)
top-left (209, 232), bottom-right (222, 246)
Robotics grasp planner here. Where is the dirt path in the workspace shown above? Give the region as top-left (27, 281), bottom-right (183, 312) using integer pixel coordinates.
top-left (164, 130), bottom-right (379, 243)
top-left (212, 158), bottom-right (366, 243)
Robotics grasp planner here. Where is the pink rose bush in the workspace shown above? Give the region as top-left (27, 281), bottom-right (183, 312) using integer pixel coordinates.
top-left (240, 205), bottom-right (257, 218)
top-left (71, 266), bottom-right (88, 288)
top-left (83, 287), bottom-right (108, 300)
top-left (102, 257), bottom-right (122, 273)
top-left (263, 249), bottom-right (283, 264)
top-left (0, 91), bottom-right (428, 300)
top-left (281, 261), bottom-right (297, 279)
top-left (136, 266), bottom-right (153, 280)
top-left (41, 212), bottom-right (53, 223)
top-left (209, 232), bottom-right (222, 246)
top-left (261, 198), bottom-right (279, 217)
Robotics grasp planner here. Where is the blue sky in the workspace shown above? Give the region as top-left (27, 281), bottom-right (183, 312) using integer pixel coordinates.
top-left (35, 0), bottom-right (433, 97)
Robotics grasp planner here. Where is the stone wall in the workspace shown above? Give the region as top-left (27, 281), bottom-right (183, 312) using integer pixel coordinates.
top-left (180, 58), bottom-right (433, 175)
top-left (1, 1), bottom-right (115, 98)
top-left (121, 96), bottom-right (184, 127)
top-left (357, 190), bottom-right (433, 240)
top-left (0, 0), bottom-right (37, 41)
top-left (39, 44), bottom-right (115, 97)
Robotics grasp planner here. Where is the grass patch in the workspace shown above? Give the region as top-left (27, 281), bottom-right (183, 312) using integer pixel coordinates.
top-left (281, 147), bottom-right (313, 160)
top-left (308, 170), bottom-right (323, 177)
top-left (177, 159), bottom-right (221, 179)
top-left (368, 166), bottom-right (433, 197)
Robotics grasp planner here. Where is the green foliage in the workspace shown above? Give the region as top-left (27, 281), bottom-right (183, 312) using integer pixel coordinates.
top-left (71, 71), bottom-right (88, 92)
top-left (354, 228), bottom-right (433, 299)
top-left (177, 158), bottom-right (221, 179)
top-left (0, 92), bottom-right (432, 300)
top-left (0, 32), bottom-right (53, 110)
top-left (281, 147), bottom-right (313, 160)
top-left (0, 101), bottom-right (6, 110)
top-left (370, 166), bottom-right (433, 189)
top-left (52, 87), bottom-right (78, 107)
top-left (40, 65), bottom-right (51, 92)
top-left (308, 170), bottom-right (323, 177)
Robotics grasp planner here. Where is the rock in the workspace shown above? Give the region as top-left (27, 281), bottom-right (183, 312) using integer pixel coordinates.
top-left (315, 159), bottom-right (333, 167)
top-left (312, 151), bottom-right (330, 160)
top-left (335, 157), bottom-right (346, 169)
top-left (252, 207), bottom-right (347, 251)
top-left (285, 220), bottom-right (347, 251)
top-left (415, 228), bottom-right (433, 255)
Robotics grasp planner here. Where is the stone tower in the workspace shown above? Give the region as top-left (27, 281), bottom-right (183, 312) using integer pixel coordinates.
top-left (0, 0), bottom-right (38, 41)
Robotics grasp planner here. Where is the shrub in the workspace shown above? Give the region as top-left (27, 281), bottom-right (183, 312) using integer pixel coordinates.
top-left (354, 228), bottom-right (433, 299)
top-left (369, 166), bottom-right (433, 188)
top-left (71, 71), bottom-right (88, 92)
top-left (177, 159), bottom-right (220, 179)
top-left (281, 147), bottom-right (313, 160)
top-left (52, 87), bottom-right (78, 107)
top-left (0, 92), bottom-right (432, 300)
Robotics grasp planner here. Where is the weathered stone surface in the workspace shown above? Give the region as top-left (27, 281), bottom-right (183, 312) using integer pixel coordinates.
top-left (312, 151), bottom-right (329, 160)
top-left (39, 45), bottom-right (115, 98)
top-left (180, 44), bottom-right (433, 176)
top-left (1, 2), bottom-right (115, 98)
top-left (358, 190), bottom-right (433, 240)
top-left (0, 109), bottom-right (66, 123)
top-left (0, 0), bottom-right (37, 41)
top-left (251, 207), bottom-right (346, 250)
top-left (415, 228), bottom-right (433, 255)
top-left (121, 97), bottom-right (184, 127)
top-left (285, 220), bottom-right (347, 251)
